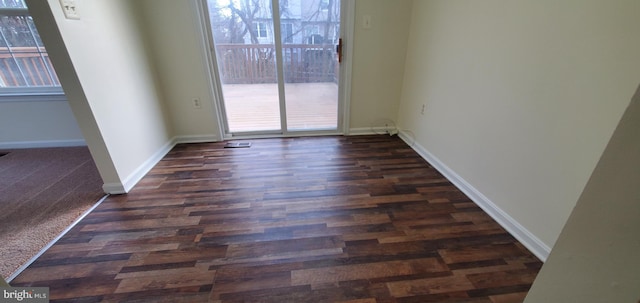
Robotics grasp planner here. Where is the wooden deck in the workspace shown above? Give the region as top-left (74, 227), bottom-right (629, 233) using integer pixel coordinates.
top-left (221, 82), bottom-right (338, 133)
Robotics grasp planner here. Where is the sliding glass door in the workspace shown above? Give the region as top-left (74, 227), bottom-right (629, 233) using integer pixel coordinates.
top-left (205, 0), bottom-right (341, 135)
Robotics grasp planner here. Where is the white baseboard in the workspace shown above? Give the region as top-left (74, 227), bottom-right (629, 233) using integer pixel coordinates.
top-left (398, 131), bottom-right (551, 261)
top-left (102, 183), bottom-right (127, 195)
top-left (120, 139), bottom-right (176, 194)
top-left (349, 127), bottom-right (393, 136)
top-left (102, 138), bottom-right (175, 194)
top-left (174, 134), bottom-right (220, 144)
top-left (0, 139), bottom-right (86, 149)
top-left (102, 135), bottom-right (221, 194)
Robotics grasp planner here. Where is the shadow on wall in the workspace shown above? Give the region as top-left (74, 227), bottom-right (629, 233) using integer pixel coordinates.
top-left (524, 83), bottom-right (640, 302)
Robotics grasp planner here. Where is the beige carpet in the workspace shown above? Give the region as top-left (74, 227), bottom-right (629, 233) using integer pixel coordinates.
top-left (0, 147), bottom-right (105, 280)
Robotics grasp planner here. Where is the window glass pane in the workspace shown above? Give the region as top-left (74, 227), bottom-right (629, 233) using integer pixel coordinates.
top-left (16, 54), bottom-right (57, 86)
top-left (43, 57), bottom-right (59, 86)
top-left (27, 17), bottom-right (44, 47)
top-left (1, 16), bottom-right (36, 47)
top-left (282, 23), bottom-right (293, 43)
top-left (282, 0), bottom-right (340, 131)
top-left (253, 22), bottom-right (267, 38)
top-left (0, 57), bottom-right (25, 86)
top-left (0, 0), bottom-right (26, 9)
top-left (208, 0), bottom-right (281, 132)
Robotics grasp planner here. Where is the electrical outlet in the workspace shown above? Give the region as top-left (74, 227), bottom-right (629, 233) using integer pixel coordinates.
top-left (192, 98), bottom-right (202, 109)
top-left (421, 104), bottom-right (426, 115)
top-left (59, 0), bottom-right (80, 20)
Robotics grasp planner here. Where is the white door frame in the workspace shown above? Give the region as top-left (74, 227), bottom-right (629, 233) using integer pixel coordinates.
top-left (193, 0), bottom-right (354, 139)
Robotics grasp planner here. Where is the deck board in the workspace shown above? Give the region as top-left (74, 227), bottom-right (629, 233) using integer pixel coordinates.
top-left (222, 82), bottom-right (338, 132)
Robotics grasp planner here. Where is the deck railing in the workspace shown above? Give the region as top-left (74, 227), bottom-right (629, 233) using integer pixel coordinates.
top-left (0, 46), bottom-right (60, 87)
top-left (216, 44), bottom-right (338, 84)
top-left (0, 44), bottom-right (338, 88)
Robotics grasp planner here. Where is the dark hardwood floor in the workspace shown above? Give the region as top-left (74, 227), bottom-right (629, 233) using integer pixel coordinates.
top-left (11, 135), bottom-right (541, 302)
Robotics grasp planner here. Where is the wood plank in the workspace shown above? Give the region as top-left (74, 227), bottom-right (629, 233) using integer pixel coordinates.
top-left (386, 274), bottom-right (476, 297)
top-left (291, 258), bottom-right (447, 286)
top-left (10, 136), bottom-right (542, 302)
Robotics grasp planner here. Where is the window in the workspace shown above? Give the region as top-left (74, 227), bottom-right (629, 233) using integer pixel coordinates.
top-left (282, 23), bottom-right (293, 43)
top-left (253, 22), bottom-right (268, 38)
top-left (0, 0), bottom-right (62, 98)
top-left (305, 25), bottom-right (319, 37)
top-left (305, 25), bottom-right (322, 44)
top-left (320, 0), bottom-right (330, 11)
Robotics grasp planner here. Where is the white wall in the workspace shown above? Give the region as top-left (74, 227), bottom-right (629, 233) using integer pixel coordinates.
top-left (134, 0), bottom-right (221, 142)
top-left (53, 0), bottom-right (173, 192)
top-left (397, 0), bottom-right (640, 255)
top-left (27, 0), bottom-right (173, 193)
top-left (0, 100), bottom-right (84, 148)
top-left (349, 0), bottom-right (412, 132)
top-left (525, 85), bottom-right (640, 302)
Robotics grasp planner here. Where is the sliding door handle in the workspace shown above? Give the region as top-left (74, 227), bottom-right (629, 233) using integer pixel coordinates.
top-left (336, 38), bottom-right (343, 63)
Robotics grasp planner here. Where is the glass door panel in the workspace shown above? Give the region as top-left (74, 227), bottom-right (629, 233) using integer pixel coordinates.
top-left (206, 0), bottom-right (341, 134)
top-left (208, 0), bottom-right (281, 133)
top-left (280, 0), bottom-right (340, 131)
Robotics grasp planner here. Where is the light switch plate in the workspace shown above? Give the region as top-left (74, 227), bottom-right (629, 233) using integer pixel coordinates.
top-left (59, 0), bottom-right (80, 20)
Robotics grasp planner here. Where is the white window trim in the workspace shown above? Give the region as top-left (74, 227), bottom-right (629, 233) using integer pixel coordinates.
top-left (0, 89), bottom-right (65, 102)
top-left (0, 7), bottom-right (28, 16)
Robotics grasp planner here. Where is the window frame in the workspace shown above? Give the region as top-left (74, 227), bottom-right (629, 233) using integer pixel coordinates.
top-left (253, 22), bottom-right (268, 38)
